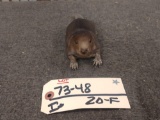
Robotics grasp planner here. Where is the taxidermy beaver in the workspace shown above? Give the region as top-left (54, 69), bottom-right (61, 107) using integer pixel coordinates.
top-left (66, 15), bottom-right (102, 69)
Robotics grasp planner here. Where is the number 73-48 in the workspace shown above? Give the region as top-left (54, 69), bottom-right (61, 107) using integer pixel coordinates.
top-left (54, 83), bottom-right (91, 95)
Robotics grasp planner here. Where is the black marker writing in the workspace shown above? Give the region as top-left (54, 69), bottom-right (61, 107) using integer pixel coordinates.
top-left (104, 97), bottom-right (120, 104)
top-left (85, 97), bottom-right (120, 105)
top-left (96, 97), bottom-right (103, 104)
top-left (50, 94), bottom-right (126, 101)
top-left (84, 83), bottom-right (91, 93)
top-left (85, 96), bottom-right (95, 104)
top-left (48, 101), bottom-right (64, 113)
top-left (54, 86), bottom-right (63, 95)
top-left (63, 85), bottom-right (71, 95)
top-left (75, 84), bottom-right (84, 93)
top-left (54, 83), bottom-right (91, 96)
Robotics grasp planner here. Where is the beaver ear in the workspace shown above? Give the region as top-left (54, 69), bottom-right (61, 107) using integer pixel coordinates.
top-left (89, 31), bottom-right (96, 41)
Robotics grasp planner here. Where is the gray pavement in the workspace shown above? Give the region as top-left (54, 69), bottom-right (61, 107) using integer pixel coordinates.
top-left (0, 0), bottom-right (160, 120)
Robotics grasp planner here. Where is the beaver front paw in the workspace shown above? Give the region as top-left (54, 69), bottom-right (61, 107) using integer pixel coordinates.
top-left (70, 62), bottom-right (78, 70)
top-left (93, 57), bottom-right (102, 66)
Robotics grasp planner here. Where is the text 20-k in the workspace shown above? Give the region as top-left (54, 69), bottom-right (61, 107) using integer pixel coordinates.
top-left (54, 83), bottom-right (91, 95)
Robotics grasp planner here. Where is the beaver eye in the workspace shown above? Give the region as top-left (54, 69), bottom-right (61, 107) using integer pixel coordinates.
top-left (75, 40), bottom-right (78, 44)
top-left (89, 39), bottom-right (92, 43)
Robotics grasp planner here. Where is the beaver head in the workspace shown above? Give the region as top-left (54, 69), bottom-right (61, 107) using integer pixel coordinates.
top-left (68, 31), bottom-right (96, 58)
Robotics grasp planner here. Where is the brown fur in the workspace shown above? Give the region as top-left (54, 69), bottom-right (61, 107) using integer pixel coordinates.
top-left (66, 18), bottom-right (102, 69)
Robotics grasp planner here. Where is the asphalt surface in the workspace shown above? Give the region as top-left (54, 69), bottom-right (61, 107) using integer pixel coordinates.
top-left (0, 0), bottom-right (160, 120)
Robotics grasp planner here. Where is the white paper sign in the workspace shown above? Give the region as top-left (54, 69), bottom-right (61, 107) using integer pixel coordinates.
top-left (41, 78), bottom-right (131, 114)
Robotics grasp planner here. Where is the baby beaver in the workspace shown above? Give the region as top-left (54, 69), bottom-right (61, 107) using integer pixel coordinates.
top-left (66, 16), bottom-right (102, 69)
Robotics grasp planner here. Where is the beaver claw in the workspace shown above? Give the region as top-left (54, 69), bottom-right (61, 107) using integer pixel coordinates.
top-left (70, 62), bottom-right (78, 70)
top-left (93, 57), bottom-right (102, 66)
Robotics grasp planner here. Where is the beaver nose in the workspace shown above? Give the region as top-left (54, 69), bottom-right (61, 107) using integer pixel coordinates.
top-left (81, 49), bottom-right (88, 54)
